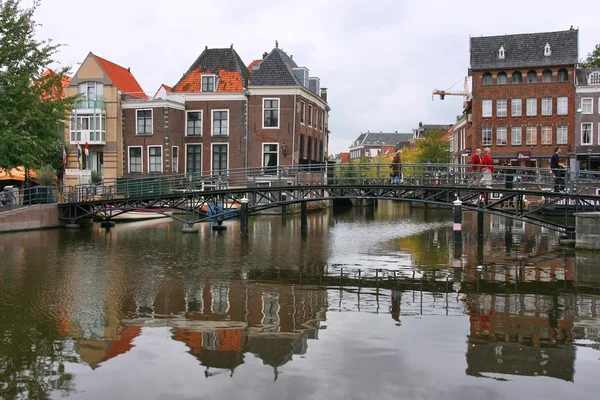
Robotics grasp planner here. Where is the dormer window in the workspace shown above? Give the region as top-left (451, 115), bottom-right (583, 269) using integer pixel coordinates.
top-left (589, 71), bottom-right (600, 85)
top-left (202, 75), bottom-right (217, 92)
top-left (544, 43), bottom-right (551, 56)
top-left (498, 46), bottom-right (505, 59)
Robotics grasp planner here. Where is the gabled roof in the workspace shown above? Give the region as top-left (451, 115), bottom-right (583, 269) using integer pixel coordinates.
top-left (470, 29), bottom-right (578, 70)
top-left (40, 68), bottom-right (71, 98)
top-left (93, 54), bottom-right (147, 99)
top-left (247, 59), bottom-right (261, 71)
top-left (576, 68), bottom-right (600, 87)
top-left (249, 48), bottom-right (301, 86)
top-left (172, 47), bottom-right (249, 93)
top-left (350, 132), bottom-right (413, 147)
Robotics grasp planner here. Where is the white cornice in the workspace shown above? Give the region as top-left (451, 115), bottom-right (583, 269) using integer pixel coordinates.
top-left (247, 86), bottom-right (328, 109)
top-left (122, 99), bottom-right (186, 110)
top-left (576, 87), bottom-right (600, 94)
top-left (172, 92), bottom-right (247, 102)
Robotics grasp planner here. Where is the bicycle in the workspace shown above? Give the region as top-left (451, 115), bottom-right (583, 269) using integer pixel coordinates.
top-left (536, 170), bottom-right (555, 191)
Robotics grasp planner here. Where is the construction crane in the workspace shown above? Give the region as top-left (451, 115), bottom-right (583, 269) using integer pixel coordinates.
top-left (432, 76), bottom-right (471, 107)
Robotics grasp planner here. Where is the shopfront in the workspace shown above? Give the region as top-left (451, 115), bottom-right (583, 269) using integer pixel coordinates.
top-left (576, 153), bottom-right (600, 172)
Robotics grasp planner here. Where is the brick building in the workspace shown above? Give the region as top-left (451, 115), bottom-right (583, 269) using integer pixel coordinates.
top-left (575, 68), bottom-right (600, 171)
top-left (470, 29), bottom-right (578, 170)
top-left (348, 131), bottom-right (411, 160)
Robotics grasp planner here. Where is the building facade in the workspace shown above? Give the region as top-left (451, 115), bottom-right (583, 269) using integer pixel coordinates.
top-left (470, 30), bottom-right (578, 170)
top-left (348, 131), bottom-right (412, 160)
top-left (575, 68), bottom-right (600, 171)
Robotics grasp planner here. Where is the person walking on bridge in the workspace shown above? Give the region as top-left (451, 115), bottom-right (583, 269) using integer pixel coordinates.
top-left (470, 148), bottom-right (481, 186)
top-left (390, 150), bottom-right (402, 184)
top-left (550, 146), bottom-right (566, 192)
top-left (480, 147), bottom-right (494, 188)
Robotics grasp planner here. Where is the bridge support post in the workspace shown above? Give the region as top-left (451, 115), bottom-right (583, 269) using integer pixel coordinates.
top-left (301, 201), bottom-right (308, 230)
top-left (182, 222), bottom-right (198, 233)
top-left (240, 197), bottom-right (249, 237)
top-left (477, 210), bottom-right (485, 237)
top-left (65, 219), bottom-right (80, 229)
top-left (281, 193), bottom-right (287, 225)
top-left (453, 198), bottom-right (462, 244)
top-left (100, 219), bottom-right (115, 228)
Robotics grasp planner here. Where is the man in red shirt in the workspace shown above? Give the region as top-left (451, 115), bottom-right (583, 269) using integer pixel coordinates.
top-left (471, 148), bottom-right (481, 186)
top-left (480, 147), bottom-right (494, 188)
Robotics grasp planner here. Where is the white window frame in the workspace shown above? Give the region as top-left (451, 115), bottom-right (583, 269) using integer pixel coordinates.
top-left (482, 100), bottom-right (492, 118)
top-left (588, 71), bottom-right (600, 85)
top-left (128, 146), bottom-right (143, 174)
top-left (147, 145), bottom-right (163, 173)
top-left (526, 98), bottom-right (537, 116)
top-left (184, 143), bottom-right (202, 174)
top-left (211, 142), bottom-right (229, 173)
top-left (262, 98), bottom-right (280, 129)
top-left (497, 99), bottom-right (507, 117)
top-left (308, 104), bottom-right (313, 126)
top-left (541, 126), bottom-right (552, 145)
top-left (211, 109), bottom-right (229, 136)
top-left (581, 122), bottom-right (593, 145)
top-left (136, 109), bottom-right (153, 135)
top-left (262, 142), bottom-right (279, 168)
top-left (511, 99), bottom-right (522, 117)
top-left (201, 75), bottom-right (218, 92)
top-left (496, 126), bottom-right (507, 145)
top-left (526, 126), bottom-right (537, 145)
top-left (511, 126), bottom-right (522, 146)
top-left (557, 125), bottom-right (568, 145)
top-left (557, 97), bottom-right (568, 116)
top-left (541, 97), bottom-right (552, 116)
top-left (320, 110), bottom-right (325, 131)
top-left (482, 127), bottom-right (492, 146)
top-left (581, 98), bottom-right (593, 114)
top-left (185, 110), bottom-right (203, 137)
top-left (172, 146), bottom-right (179, 173)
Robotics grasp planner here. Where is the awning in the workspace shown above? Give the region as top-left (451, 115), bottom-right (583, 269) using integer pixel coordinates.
top-left (0, 168), bottom-right (40, 181)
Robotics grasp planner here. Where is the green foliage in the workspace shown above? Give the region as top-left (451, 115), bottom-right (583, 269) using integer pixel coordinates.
top-left (90, 170), bottom-right (103, 184)
top-left (0, 0), bottom-right (76, 171)
top-left (413, 128), bottom-right (451, 164)
top-left (581, 44), bottom-right (600, 68)
top-left (35, 164), bottom-right (55, 186)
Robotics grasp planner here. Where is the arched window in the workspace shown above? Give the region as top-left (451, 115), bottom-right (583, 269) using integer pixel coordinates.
top-left (527, 70), bottom-right (538, 83)
top-left (497, 72), bottom-right (507, 85)
top-left (589, 71), bottom-right (600, 85)
top-left (512, 71), bottom-right (522, 84)
top-left (557, 68), bottom-right (569, 82)
top-left (542, 69), bottom-right (553, 82)
top-left (482, 72), bottom-right (492, 85)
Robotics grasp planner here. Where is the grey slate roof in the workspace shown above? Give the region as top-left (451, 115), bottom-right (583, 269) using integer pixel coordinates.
top-left (470, 29), bottom-right (578, 70)
top-left (173, 47), bottom-right (250, 90)
top-left (576, 68), bottom-right (600, 87)
top-left (249, 48), bottom-right (302, 86)
top-left (351, 132), bottom-right (412, 147)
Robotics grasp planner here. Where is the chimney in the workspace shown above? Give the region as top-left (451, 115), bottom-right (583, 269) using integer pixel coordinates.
top-left (205, 46), bottom-right (208, 51)
top-left (127, 67), bottom-right (130, 72)
top-left (263, 52), bottom-right (268, 59)
top-left (290, 55), bottom-right (293, 60)
top-left (320, 87), bottom-right (328, 102)
top-left (275, 40), bottom-right (279, 48)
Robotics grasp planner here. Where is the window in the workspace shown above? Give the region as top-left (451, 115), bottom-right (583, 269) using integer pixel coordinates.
top-left (78, 81), bottom-right (104, 107)
top-left (557, 125), bottom-right (568, 145)
top-left (172, 146), bottom-right (179, 173)
top-left (136, 109), bottom-right (152, 134)
top-left (212, 144), bottom-right (228, 173)
top-left (128, 147), bottom-right (142, 173)
top-left (262, 293), bottom-right (280, 326)
top-left (542, 97), bottom-right (552, 116)
top-left (148, 146), bottom-right (162, 173)
top-left (212, 110), bottom-right (229, 136)
top-left (497, 72), bottom-right (507, 85)
top-left (526, 126), bottom-right (537, 145)
top-left (582, 123), bottom-right (593, 145)
top-left (526, 98), bottom-right (537, 116)
top-left (320, 111), bottom-right (325, 131)
top-left (558, 68), bottom-right (569, 82)
top-left (307, 136), bottom-right (313, 159)
top-left (556, 97), bottom-right (568, 115)
top-left (263, 98), bottom-right (279, 128)
top-left (482, 72), bottom-right (492, 85)
top-left (496, 127), bottom-right (507, 145)
top-left (211, 282), bottom-right (229, 314)
top-left (186, 111), bottom-right (202, 136)
top-left (482, 127), bottom-right (492, 146)
top-left (544, 43), bottom-right (551, 56)
top-left (498, 46), bottom-right (505, 59)
top-left (300, 101), bottom-right (305, 124)
top-left (263, 143), bottom-right (279, 174)
top-left (482, 100), bottom-right (492, 117)
top-left (527, 70), bottom-right (537, 83)
top-left (308, 104), bottom-right (313, 126)
top-left (581, 98), bottom-right (593, 114)
top-left (497, 99), bottom-right (507, 117)
top-left (542, 69), bottom-right (553, 83)
top-left (541, 126), bottom-right (552, 145)
top-left (511, 99), bottom-right (522, 116)
top-left (299, 134), bottom-right (305, 159)
top-left (589, 72), bottom-right (600, 85)
top-left (511, 126), bottom-right (522, 145)
top-left (512, 71), bottom-right (522, 84)
top-left (315, 110), bottom-right (319, 130)
top-left (186, 144), bottom-right (201, 174)
top-left (202, 75), bottom-right (216, 92)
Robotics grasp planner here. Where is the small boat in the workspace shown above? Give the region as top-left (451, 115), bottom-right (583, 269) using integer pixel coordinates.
top-left (200, 202), bottom-right (240, 221)
top-left (100, 208), bottom-right (174, 222)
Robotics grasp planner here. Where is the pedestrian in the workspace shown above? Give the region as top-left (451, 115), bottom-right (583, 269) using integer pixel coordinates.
top-left (390, 150), bottom-right (402, 184)
top-left (550, 146), bottom-right (566, 192)
top-left (471, 148), bottom-right (482, 186)
top-left (480, 147), bottom-right (494, 188)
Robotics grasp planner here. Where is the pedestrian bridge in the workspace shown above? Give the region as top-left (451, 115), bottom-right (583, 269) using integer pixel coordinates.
top-left (54, 163), bottom-right (600, 233)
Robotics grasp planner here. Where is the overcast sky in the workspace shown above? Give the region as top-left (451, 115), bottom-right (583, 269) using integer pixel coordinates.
top-left (32, 0), bottom-right (600, 155)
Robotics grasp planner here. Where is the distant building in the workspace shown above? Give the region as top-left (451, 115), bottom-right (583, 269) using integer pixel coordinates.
top-left (411, 122), bottom-right (453, 141)
top-left (575, 68), bottom-right (600, 171)
top-left (348, 131), bottom-right (412, 160)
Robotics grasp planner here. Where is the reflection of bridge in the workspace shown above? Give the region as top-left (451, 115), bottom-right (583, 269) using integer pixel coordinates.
top-left (57, 163), bottom-right (600, 232)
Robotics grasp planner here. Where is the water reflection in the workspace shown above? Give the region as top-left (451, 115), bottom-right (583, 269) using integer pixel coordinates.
top-left (1, 202), bottom-right (600, 398)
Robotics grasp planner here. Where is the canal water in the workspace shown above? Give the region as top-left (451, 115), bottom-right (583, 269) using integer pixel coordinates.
top-left (1, 202), bottom-right (599, 399)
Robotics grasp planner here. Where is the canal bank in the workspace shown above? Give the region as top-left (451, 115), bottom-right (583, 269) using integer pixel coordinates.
top-left (0, 204), bottom-right (64, 233)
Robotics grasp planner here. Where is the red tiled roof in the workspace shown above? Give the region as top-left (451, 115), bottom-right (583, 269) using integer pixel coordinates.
top-left (94, 54), bottom-right (147, 99)
top-left (441, 127), bottom-right (454, 140)
top-left (173, 70), bottom-right (244, 93)
top-left (40, 68), bottom-right (71, 98)
top-left (247, 59), bottom-right (261, 71)
top-left (162, 84), bottom-right (172, 92)
top-left (337, 152), bottom-right (350, 163)
top-left (100, 326), bottom-right (142, 364)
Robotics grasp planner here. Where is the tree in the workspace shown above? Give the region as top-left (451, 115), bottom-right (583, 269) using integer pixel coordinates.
top-left (580, 43), bottom-right (600, 68)
top-left (413, 128), bottom-right (451, 164)
top-left (0, 0), bottom-right (75, 172)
